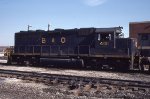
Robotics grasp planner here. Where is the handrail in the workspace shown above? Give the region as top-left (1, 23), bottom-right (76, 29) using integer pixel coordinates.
top-left (15, 45), bottom-right (92, 55)
top-left (15, 45), bottom-right (71, 55)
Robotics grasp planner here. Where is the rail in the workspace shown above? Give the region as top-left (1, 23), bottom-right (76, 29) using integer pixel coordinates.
top-left (0, 69), bottom-right (150, 97)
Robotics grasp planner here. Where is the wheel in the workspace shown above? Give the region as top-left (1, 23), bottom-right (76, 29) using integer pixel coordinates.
top-left (24, 61), bottom-right (30, 66)
top-left (7, 56), bottom-right (12, 65)
top-left (114, 62), bottom-right (129, 72)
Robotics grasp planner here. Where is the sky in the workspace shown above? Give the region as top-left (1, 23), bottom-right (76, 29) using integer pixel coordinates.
top-left (0, 0), bottom-right (150, 46)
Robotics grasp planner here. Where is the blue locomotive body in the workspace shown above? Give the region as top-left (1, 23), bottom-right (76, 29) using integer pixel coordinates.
top-left (10, 27), bottom-right (137, 70)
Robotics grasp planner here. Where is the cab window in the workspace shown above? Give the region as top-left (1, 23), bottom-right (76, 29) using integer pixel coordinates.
top-left (98, 34), bottom-right (111, 41)
top-left (98, 33), bottom-right (111, 46)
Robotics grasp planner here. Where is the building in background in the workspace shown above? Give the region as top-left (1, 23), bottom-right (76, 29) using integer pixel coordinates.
top-left (129, 21), bottom-right (150, 39)
top-left (129, 21), bottom-right (150, 47)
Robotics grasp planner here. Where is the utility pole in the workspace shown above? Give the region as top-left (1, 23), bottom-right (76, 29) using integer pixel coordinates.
top-left (48, 24), bottom-right (50, 31)
top-left (28, 25), bottom-right (32, 31)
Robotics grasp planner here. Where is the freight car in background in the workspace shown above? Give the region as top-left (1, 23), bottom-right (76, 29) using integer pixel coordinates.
top-left (0, 46), bottom-right (10, 62)
top-left (8, 26), bottom-right (141, 71)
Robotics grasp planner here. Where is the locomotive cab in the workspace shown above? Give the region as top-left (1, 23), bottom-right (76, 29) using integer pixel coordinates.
top-left (94, 27), bottom-right (126, 54)
top-left (92, 27), bottom-right (137, 70)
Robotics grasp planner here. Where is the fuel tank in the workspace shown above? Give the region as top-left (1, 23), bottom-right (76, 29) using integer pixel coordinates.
top-left (40, 58), bottom-right (84, 67)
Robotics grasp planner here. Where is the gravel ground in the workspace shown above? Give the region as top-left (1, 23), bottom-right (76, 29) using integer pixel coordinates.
top-left (0, 77), bottom-right (150, 99)
top-left (0, 64), bottom-right (150, 82)
top-left (0, 64), bottom-right (150, 98)
top-left (0, 77), bottom-right (98, 99)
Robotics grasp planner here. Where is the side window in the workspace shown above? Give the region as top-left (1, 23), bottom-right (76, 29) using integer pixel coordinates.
top-left (98, 33), bottom-right (111, 45)
top-left (98, 34), bottom-right (101, 41)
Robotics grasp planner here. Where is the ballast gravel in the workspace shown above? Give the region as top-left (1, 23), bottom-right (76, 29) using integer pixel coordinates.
top-left (0, 65), bottom-right (150, 82)
top-left (0, 64), bottom-right (150, 98)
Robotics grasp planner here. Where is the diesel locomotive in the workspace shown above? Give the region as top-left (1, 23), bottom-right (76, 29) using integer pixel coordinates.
top-left (7, 26), bottom-right (150, 72)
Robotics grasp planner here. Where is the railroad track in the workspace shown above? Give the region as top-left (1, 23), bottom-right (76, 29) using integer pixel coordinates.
top-left (0, 69), bottom-right (150, 97)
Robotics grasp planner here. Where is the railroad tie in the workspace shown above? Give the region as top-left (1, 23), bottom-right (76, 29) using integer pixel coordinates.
top-left (83, 82), bottom-right (92, 92)
top-left (74, 85), bottom-right (83, 96)
top-left (52, 78), bottom-right (59, 84)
